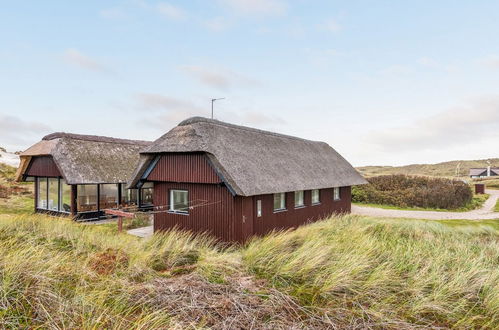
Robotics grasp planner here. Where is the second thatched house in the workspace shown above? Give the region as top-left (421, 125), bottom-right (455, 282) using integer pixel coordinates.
top-left (16, 133), bottom-right (153, 220)
top-left (129, 117), bottom-right (367, 242)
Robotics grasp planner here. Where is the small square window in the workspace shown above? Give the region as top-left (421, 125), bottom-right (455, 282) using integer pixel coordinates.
top-left (311, 189), bottom-right (320, 204)
top-left (333, 187), bottom-right (341, 201)
top-left (170, 190), bottom-right (189, 213)
top-left (294, 190), bottom-right (304, 208)
top-left (273, 192), bottom-right (286, 211)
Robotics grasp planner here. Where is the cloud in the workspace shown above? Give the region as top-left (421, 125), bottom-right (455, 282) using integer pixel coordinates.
top-left (136, 93), bottom-right (208, 127)
top-left (180, 65), bottom-right (260, 90)
top-left (417, 56), bottom-right (439, 68)
top-left (417, 56), bottom-right (458, 72)
top-left (204, 16), bottom-right (231, 31)
top-left (0, 115), bottom-right (51, 150)
top-left (322, 19), bottom-right (342, 33)
top-left (380, 64), bottom-right (413, 75)
top-left (135, 93), bottom-right (285, 131)
top-left (156, 2), bottom-right (186, 20)
top-left (218, 0), bottom-right (286, 15)
top-left (366, 96), bottom-right (499, 152)
top-left (63, 49), bottom-right (114, 74)
top-left (99, 7), bottom-right (128, 20)
top-left (478, 55), bottom-right (499, 69)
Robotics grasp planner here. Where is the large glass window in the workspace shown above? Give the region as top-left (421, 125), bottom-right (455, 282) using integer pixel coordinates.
top-left (37, 177), bottom-right (48, 209)
top-left (121, 186), bottom-right (138, 207)
top-left (48, 178), bottom-right (59, 211)
top-left (273, 192), bottom-right (286, 211)
top-left (170, 189), bottom-right (188, 213)
top-left (77, 185), bottom-right (98, 212)
top-left (60, 180), bottom-right (71, 213)
top-left (333, 187), bottom-right (341, 201)
top-left (99, 184), bottom-right (118, 210)
top-left (294, 190), bottom-right (304, 208)
top-left (141, 182), bottom-right (154, 206)
top-left (311, 189), bottom-right (320, 204)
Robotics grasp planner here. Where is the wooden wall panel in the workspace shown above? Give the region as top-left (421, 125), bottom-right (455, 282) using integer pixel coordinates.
top-left (153, 182), bottom-right (243, 242)
top-left (25, 156), bottom-right (61, 178)
top-left (147, 153), bottom-right (221, 184)
top-left (252, 187), bottom-right (351, 237)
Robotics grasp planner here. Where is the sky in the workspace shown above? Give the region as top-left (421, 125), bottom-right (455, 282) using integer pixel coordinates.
top-left (1, 0), bottom-right (499, 166)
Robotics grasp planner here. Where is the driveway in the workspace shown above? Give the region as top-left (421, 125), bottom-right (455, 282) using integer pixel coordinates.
top-left (352, 189), bottom-right (499, 220)
top-left (127, 225), bottom-right (153, 238)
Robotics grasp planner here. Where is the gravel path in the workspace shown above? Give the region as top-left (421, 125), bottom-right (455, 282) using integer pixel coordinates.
top-left (352, 189), bottom-right (499, 220)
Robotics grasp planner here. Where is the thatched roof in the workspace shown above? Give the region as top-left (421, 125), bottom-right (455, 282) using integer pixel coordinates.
top-left (469, 168), bottom-right (499, 176)
top-left (130, 117), bottom-right (366, 196)
top-left (16, 132), bottom-right (151, 184)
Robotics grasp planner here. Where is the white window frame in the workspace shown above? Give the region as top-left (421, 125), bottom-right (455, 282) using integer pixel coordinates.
top-left (333, 187), bottom-right (341, 201)
top-left (170, 189), bottom-right (189, 214)
top-left (294, 190), bottom-right (305, 208)
top-left (273, 192), bottom-right (286, 212)
top-left (311, 189), bottom-right (320, 205)
top-left (257, 200), bottom-right (262, 217)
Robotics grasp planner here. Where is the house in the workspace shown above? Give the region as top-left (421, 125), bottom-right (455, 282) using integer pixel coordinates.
top-left (469, 166), bottom-right (499, 178)
top-left (16, 132), bottom-right (153, 220)
top-left (129, 117), bottom-right (367, 242)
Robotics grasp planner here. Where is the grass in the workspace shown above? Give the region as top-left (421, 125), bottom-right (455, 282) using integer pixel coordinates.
top-left (356, 158), bottom-right (499, 178)
top-left (354, 193), bottom-right (490, 212)
top-left (0, 213), bottom-right (498, 328)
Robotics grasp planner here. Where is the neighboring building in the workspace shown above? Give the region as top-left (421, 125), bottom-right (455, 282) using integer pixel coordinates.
top-left (16, 133), bottom-right (153, 220)
top-left (129, 117), bottom-right (367, 242)
top-left (469, 166), bottom-right (499, 178)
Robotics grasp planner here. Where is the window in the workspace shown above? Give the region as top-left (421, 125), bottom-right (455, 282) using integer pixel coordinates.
top-left (77, 185), bottom-right (98, 212)
top-left (294, 190), bottom-right (304, 208)
top-left (100, 184), bottom-right (118, 209)
top-left (47, 178), bottom-right (59, 211)
top-left (60, 180), bottom-right (71, 213)
top-left (273, 192), bottom-right (286, 211)
top-left (311, 189), bottom-right (320, 204)
top-left (121, 186), bottom-right (138, 207)
top-left (141, 182), bottom-right (154, 206)
top-left (37, 177), bottom-right (48, 209)
top-left (170, 190), bottom-right (188, 213)
top-left (333, 187), bottom-right (341, 201)
top-left (257, 200), bottom-right (262, 217)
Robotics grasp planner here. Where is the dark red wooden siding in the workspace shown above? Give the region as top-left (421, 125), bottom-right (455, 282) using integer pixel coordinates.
top-left (153, 182), bottom-right (243, 242)
top-left (26, 156), bottom-right (61, 178)
top-left (147, 153), bottom-right (221, 184)
top-left (252, 187), bottom-right (351, 237)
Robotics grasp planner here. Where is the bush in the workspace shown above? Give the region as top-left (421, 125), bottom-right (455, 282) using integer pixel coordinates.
top-left (352, 174), bottom-right (473, 209)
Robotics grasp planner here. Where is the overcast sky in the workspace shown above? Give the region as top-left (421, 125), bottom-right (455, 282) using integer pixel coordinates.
top-left (1, 0), bottom-right (499, 166)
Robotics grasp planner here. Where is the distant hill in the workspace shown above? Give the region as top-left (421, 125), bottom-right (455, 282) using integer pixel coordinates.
top-left (357, 158), bottom-right (499, 178)
top-left (0, 148), bottom-right (20, 167)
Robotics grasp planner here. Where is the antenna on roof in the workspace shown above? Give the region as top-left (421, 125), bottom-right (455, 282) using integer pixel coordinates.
top-left (211, 97), bottom-right (225, 119)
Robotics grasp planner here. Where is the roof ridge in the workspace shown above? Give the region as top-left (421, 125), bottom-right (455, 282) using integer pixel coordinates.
top-left (42, 132), bottom-right (151, 146)
top-left (178, 116), bottom-right (321, 144)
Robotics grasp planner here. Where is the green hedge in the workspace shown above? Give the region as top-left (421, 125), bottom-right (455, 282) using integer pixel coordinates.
top-left (352, 175), bottom-right (473, 209)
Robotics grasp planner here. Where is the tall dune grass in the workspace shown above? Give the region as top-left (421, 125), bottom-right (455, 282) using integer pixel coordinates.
top-left (0, 213), bottom-right (498, 328)
top-left (243, 215), bottom-right (499, 328)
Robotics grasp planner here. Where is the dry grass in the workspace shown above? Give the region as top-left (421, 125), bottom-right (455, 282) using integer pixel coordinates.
top-left (0, 213), bottom-right (498, 328)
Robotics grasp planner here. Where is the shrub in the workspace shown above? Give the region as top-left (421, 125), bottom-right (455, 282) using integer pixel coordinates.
top-left (352, 174), bottom-right (473, 209)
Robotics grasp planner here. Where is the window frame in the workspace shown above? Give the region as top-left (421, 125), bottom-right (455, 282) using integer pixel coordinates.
top-left (273, 192), bottom-right (286, 212)
top-left (311, 189), bottom-right (320, 205)
top-left (59, 179), bottom-right (72, 214)
top-left (169, 189), bottom-right (189, 214)
top-left (37, 177), bottom-right (48, 210)
top-left (256, 200), bottom-right (262, 217)
top-left (333, 187), bottom-right (341, 201)
top-left (294, 190), bottom-right (305, 208)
